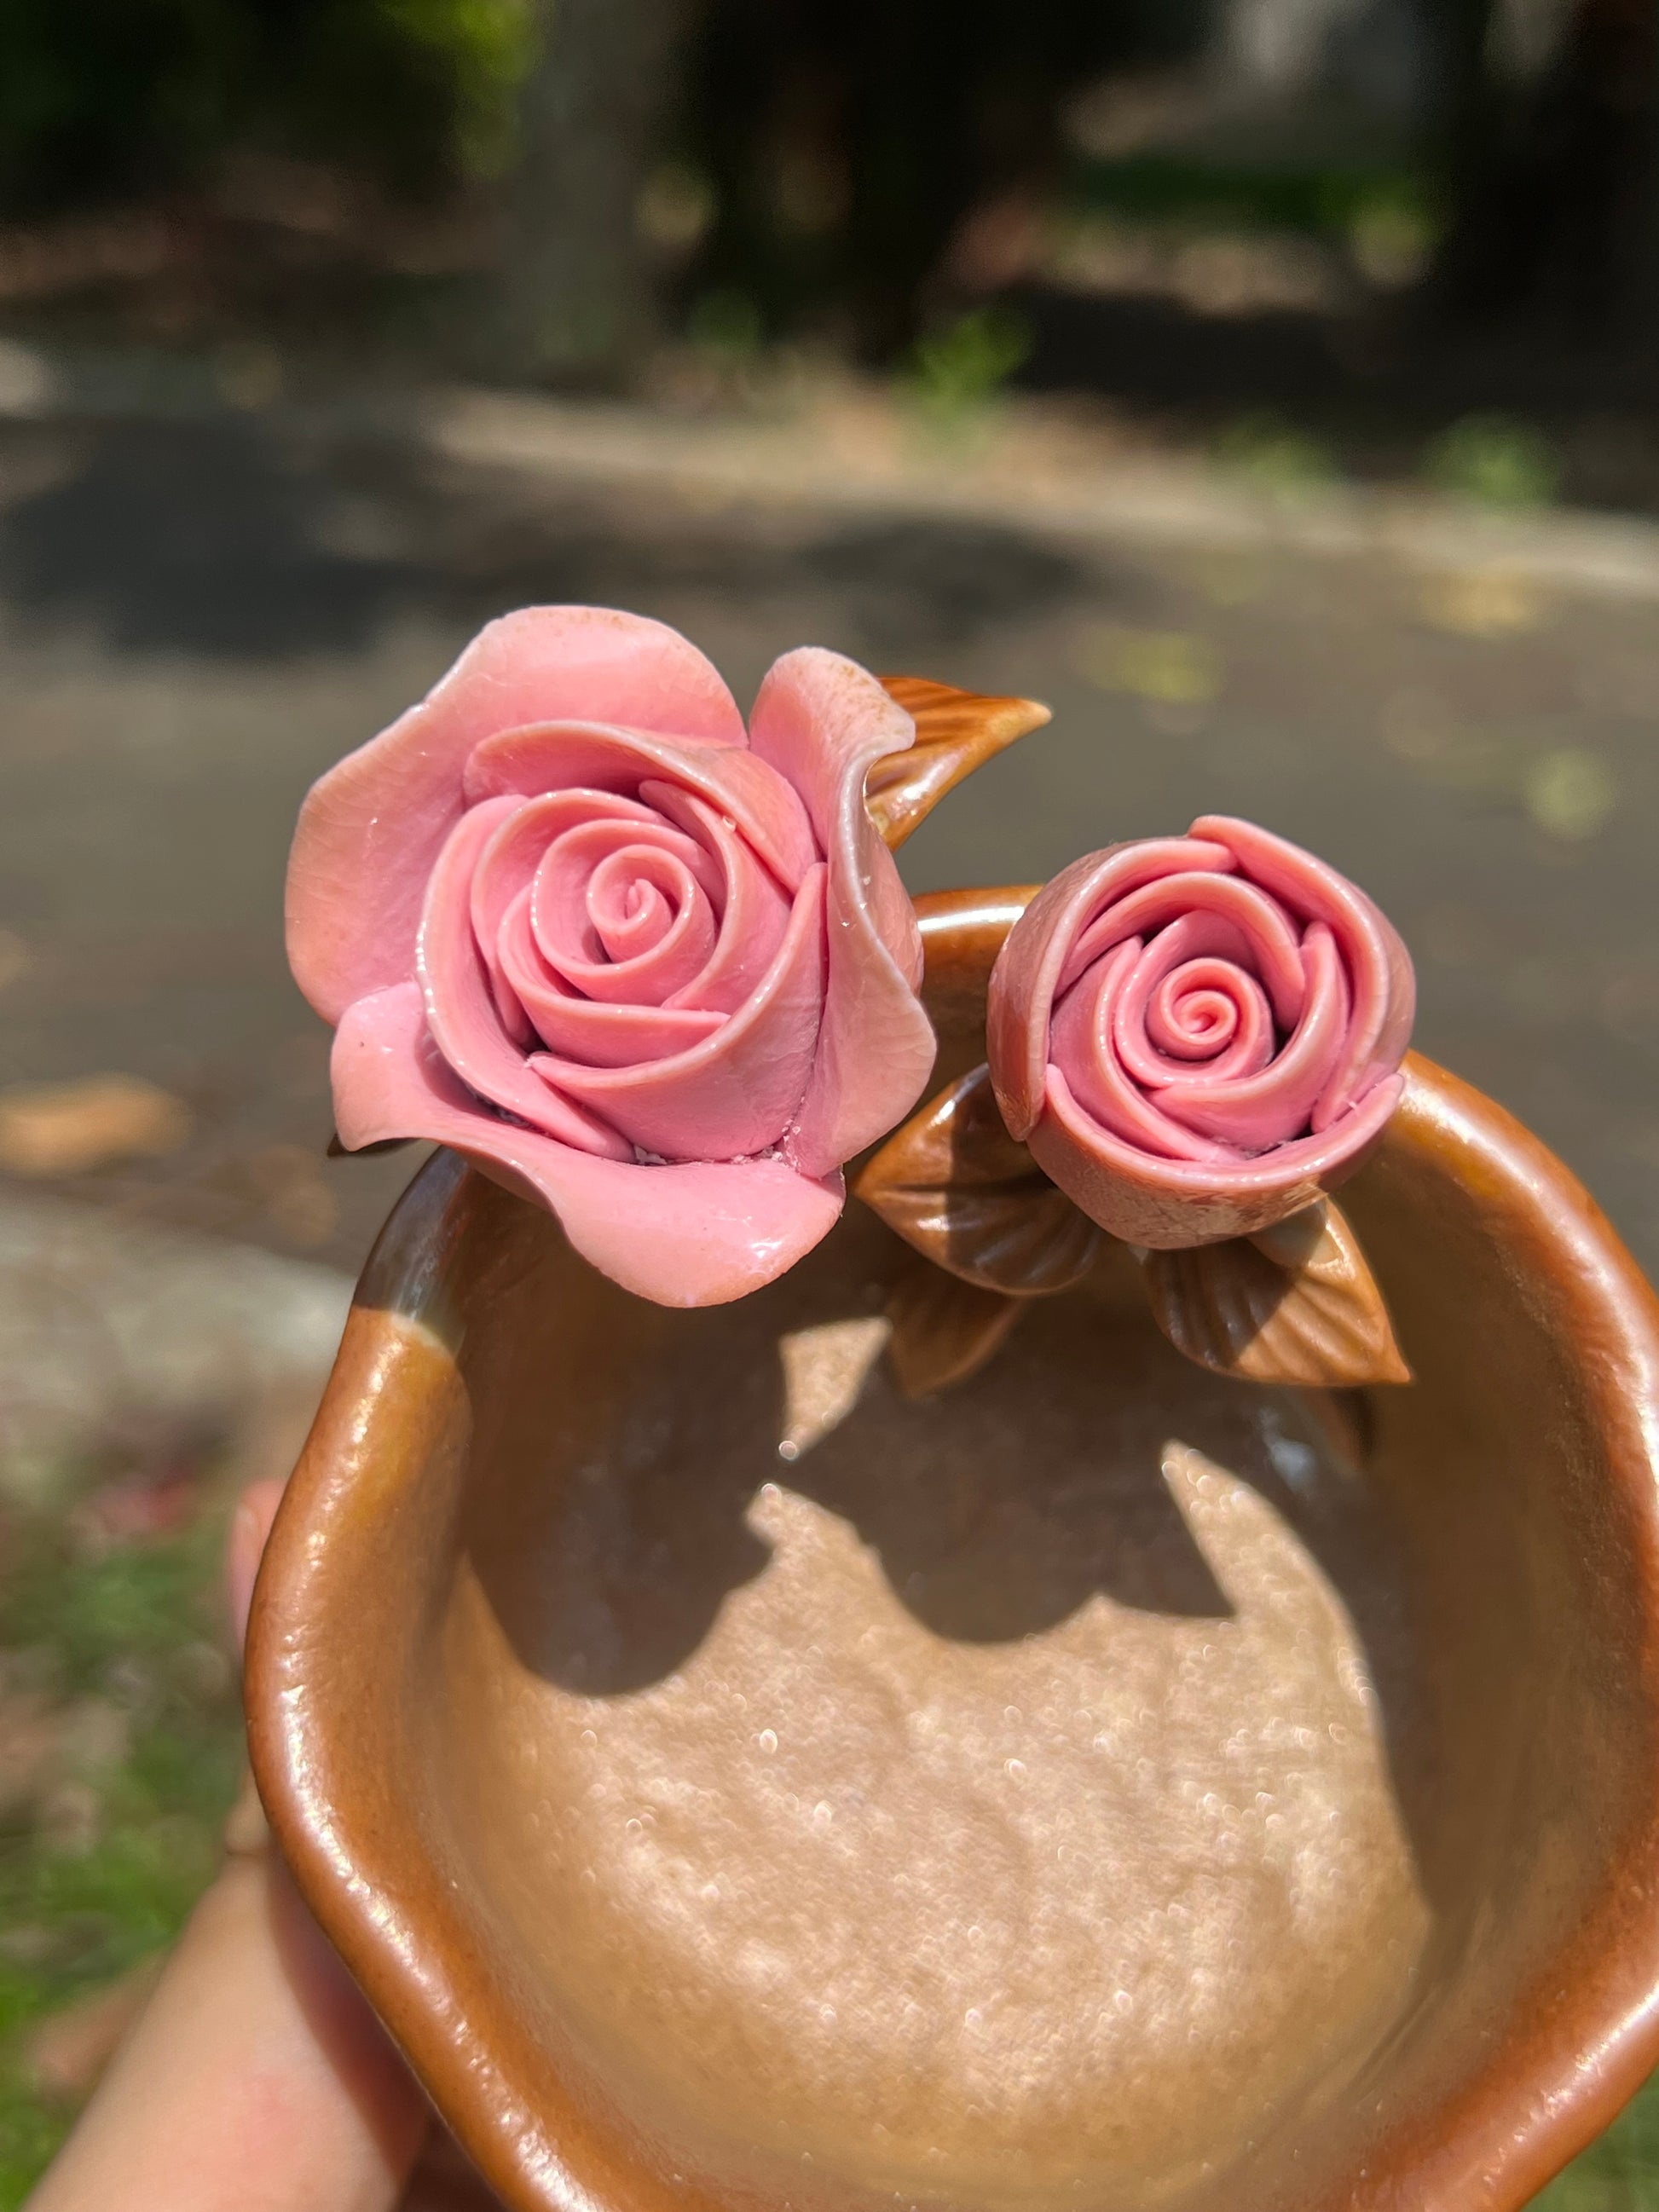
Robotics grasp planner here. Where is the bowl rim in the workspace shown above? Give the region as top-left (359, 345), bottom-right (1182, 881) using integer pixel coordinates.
top-left (247, 890), bottom-right (1659, 2212)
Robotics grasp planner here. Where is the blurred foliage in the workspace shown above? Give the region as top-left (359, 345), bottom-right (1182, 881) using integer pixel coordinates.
top-left (1213, 411), bottom-right (1338, 500)
top-left (0, 1493), bottom-right (243, 2206)
top-left (685, 284), bottom-right (765, 364)
top-left (1425, 412), bottom-right (1560, 509)
top-left (1071, 154), bottom-right (1442, 245)
top-left (0, 0), bottom-right (531, 215)
top-left (1536, 2084), bottom-right (1659, 2210)
top-left (900, 305), bottom-right (1032, 437)
top-left (678, 0), bottom-right (1151, 355)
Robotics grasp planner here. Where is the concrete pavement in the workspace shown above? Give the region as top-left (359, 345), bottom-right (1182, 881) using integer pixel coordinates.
top-left (0, 390), bottom-right (1654, 1291)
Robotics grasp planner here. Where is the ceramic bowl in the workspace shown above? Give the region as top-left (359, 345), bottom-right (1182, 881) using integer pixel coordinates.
top-left (246, 889), bottom-right (1659, 2212)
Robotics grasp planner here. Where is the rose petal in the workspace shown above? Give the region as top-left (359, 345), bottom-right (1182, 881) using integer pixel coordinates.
top-left (1032, 1061), bottom-right (1404, 1248)
top-left (472, 790), bottom-right (678, 1047)
top-left (465, 723), bottom-right (816, 897)
top-left (1191, 815), bottom-right (1415, 1128)
top-left (497, 892), bottom-right (726, 1066)
top-left (331, 981), bottom-right (844, 1306)
top-left (533, 865), bottom-right (829, 1161)
top-left (1054, 940), bottom-right (1238, 1164)
top-left (531, 823), bottom-right (717, 1004)
top-left (1061, 873), bottom-right (1305, 1026)
top-left (529, 999), bottom-right (728, 1068)
top-left (414, 800), bottom-right (630, 1158)
top-left (1156, 921), bottom-right (1352, 1149)
top-left (287, 609), bottom-right (744, 1023)
top-left (1112, 914), bottom-right (1275, 1088)
top-left (641, 781), bottom-right (793, 1015)
top-left (986, 839), bottom-right (1235, 1141)
top-left (747, 647), bottom-right (936, 1176)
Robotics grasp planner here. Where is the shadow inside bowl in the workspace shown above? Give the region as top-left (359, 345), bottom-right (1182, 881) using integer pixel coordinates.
top-left (445, 1191), bottom-right (1439, 2206)
top-left (251, 1050), bottom-right (1659, 2212)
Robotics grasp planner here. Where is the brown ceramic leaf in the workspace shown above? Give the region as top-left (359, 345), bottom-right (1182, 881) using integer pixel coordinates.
top-left (867, 678), bottom-right (1051, 849)
top-left (1142, 1198), bottom-right (1411, 1388)
top-left (853, 1062), bottom-right (1101, 1296)
top-left (886, 1258), bottom-right (1024, 1398)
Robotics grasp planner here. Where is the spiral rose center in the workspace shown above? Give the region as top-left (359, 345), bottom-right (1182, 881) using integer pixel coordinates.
top-left (1147, 959), bottom-right (1251, 1059)
top-left (1050, 888), bottom-right (1358, 1164)
top-left (525, 817), bottom-right (723, 1008)
top-left (584, 846), bottom-right (709, 966)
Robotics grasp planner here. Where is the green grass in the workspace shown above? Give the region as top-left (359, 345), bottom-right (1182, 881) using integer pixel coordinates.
top-left (0, 1470), bottom-right (1656, 2206)
top-left (1537, 2086), bottom-right (1659, 2209)
top-left (1071, 153), bottom-right (1440, 245)
top-left (0, 1493), bottom-right (243, 2207)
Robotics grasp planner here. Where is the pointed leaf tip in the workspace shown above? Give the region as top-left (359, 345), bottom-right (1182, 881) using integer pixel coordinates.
top-left (867, 677), bottom-right (1051, 849)
top-left (1142, 1198), bottom-right (1411, 1389)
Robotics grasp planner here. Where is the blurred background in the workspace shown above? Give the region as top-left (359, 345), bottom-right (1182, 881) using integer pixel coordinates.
top-left (0, 0), bottom-right (1656, 2203)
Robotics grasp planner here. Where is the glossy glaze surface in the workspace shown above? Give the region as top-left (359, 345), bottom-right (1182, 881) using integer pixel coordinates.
top-left (247, 892), bottom-right (1659, 2212)
top-left (286, 609), bottom-right (935, 1306)
top-left (986, 822), bottom-right (1413, 1247)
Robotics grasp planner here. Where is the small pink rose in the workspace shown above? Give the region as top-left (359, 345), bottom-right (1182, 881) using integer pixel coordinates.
top-left (286, 608), bottom-right (936, 1305)
top-left (986, 817), bottom-right (1414, 1247)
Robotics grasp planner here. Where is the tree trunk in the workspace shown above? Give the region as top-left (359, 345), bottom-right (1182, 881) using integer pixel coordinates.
top-left (501, 0), bottom-right (691, 388)
top-left (1432, 0), bottom-right (1659, 337)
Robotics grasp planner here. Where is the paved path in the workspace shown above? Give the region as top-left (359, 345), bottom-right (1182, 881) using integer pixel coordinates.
top-left (0, 396), bottom-right (1655, 1288)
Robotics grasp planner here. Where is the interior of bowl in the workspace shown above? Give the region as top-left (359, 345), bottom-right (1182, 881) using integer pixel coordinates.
top-left (247, 910), bottom-right (1659, 2212)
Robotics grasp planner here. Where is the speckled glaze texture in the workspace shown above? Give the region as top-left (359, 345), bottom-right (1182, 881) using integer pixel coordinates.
top-left (247, 893), bottom-right (1659, 2212)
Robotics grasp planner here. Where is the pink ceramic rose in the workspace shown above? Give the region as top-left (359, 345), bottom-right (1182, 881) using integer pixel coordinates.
top-left (286, 608), bottom-right (937, 1305)
top-left (986, 817), bottom-right (1413, 1247)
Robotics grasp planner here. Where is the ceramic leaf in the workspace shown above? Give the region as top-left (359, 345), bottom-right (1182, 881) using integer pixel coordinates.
top-left (853, 1062), bottom-right (1101, 1296)
top-left (885, 1258), bottom-right (1024, 1398)
top-left (867, 678), bottom-right (1051, 849)
top-left (1141, 1198), bottom-right (1411, 1388)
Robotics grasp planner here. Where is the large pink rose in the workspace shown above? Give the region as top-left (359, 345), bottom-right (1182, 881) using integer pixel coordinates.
top-left (986, 817), bottom-right (1413, 1247)
top-left (286, 608), bottom-right (937, 1305)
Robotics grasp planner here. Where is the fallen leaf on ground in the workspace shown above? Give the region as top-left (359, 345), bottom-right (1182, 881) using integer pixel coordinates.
top-left (0, 1074), bottom-right (191, 1176)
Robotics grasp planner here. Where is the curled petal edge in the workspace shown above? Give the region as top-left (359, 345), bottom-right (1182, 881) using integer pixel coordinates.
top-left (749, 648), bottom-right (937, 1178)
top-left (331, 982), bottom-right (844, 1308)
top-left (287, 607), bottom-right (746, 1025)
top-left (986, 840), bottom-right (1236, 1142)
top-left (1032, 1065), bottom-right (1404, 1249)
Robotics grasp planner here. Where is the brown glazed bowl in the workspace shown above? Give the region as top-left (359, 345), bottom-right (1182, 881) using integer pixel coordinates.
top-left (246, 889), bottom-right (1659, 2212)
